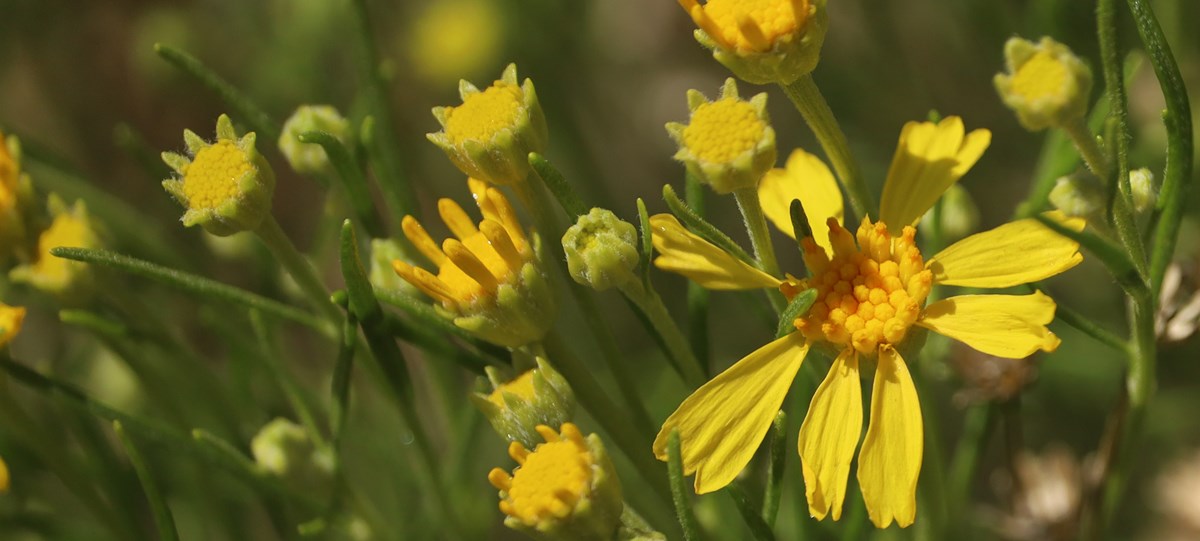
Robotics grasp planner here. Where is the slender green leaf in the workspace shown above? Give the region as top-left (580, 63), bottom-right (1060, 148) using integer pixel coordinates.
top-left (1032, 215), bottom-right (1145, 294)
top-left (763, 411), bottom-right (786, 527)
top-left (637, 197), bottom-right (653, 288)
top-left (663, 183), bottom-right (755, 264)
top-left (298, 130), bottom-right (386, 238)
top-left (113, 421), bottom-right (180, 541)
top-left (330, 312), bottom-right (358, 449)
top-left (684, 173), bottom-right (711, 369)
top-left (728, 481), bottom-right (776, 541)
top-left (667, 430), bottom-right (701, 541)
top-left (154, 44), bottom-right (280, 142)
top-left (776, 289), bottom-right (818, 339)
top-left (529, 152), bottom-right (589, 219)
top-left (249, 310), bottom-right (327, 448)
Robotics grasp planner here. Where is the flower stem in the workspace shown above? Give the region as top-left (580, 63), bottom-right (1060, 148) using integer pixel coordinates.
top-left (780, 74), bottom-right (875, 220)
top-left (1061, 116), bottom-right (1110, 179)
top-left (254, 215), bottom-right (341, 323)
top-left (685, 175), bottom-right (711, 369)
top-left (622, 281), bottom-right (707, 388)
top-left (733, 187), bottom-right (784, 312)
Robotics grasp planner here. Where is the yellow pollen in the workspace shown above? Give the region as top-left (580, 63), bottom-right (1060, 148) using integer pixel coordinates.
top-left (1011, 49), bottom-right (1070, 102)
top-left (488, 370), bottom-right (538, 408)
top-left (182, 140), bottom-right (252, 211)
top-left (444, 83), bottom-right (523, 144)
top-left (685, 0), bottom-right (809, 53)
top-left (790, 218), bottom-right (933, 354)
top-left (683, 98), bottom-right (765, 164)
top-left (490, 424), bottom-right (593, 526)
top-left (393, 187), bottom-right (532, 310)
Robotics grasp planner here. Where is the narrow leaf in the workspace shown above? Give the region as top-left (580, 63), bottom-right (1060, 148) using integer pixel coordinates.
top-left (113, 421), bottom-right (180, 541)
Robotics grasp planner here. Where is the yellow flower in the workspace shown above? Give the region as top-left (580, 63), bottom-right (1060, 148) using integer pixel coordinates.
top-left (488, 423), bottom-right (623, 541)
top-left (994, 37), bottom-right (1093, 131)
top-left (392, 179), bottom-right (555, 348)
top-left (666, 78), bottom-right (776, 194)
top-left (678, 0), bottom-right (829, 85)
top-left (10, 196), bottom-right (102, 299)
top-left (427, 64), bottom-right (548, 186)
top-left (162, 114), bottom-right (276, 236)
top-left (651, 116), bottom-right (1084, 528)
top-left (408, 0), bottom-right (503, 87)
top-left (0, 302), bottom-right (25, 349)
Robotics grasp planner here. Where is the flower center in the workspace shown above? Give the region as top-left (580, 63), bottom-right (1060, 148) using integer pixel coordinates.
top-left (1011, 49), bottom-right (1069, 102)
top-left (490, 424), bottom-right (593, 526)
top-left (683, 98), bottom-right (765, 164)
top-left (444, 83), bottom-right (523, 144)
top-left (787, 218), bottom-right (932, 354)
top-left (182, 140), bottom-right (252, 210)
top-left (488, 370), bottom-right (537, 408)
top-left (690, 0), bottom-right (809, 53)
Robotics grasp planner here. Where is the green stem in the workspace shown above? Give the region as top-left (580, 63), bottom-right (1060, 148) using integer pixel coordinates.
top-left (780, 74), bottom-right (874, 220)
top-left (1061, 116), bottom-right (1110, 179)
top-left (667, 430), bottom-right (702, 541)
top-left (762, 411), bottom-right (786, 527)
top-left (733, 187), bottom-right (780, 278)
top-left (254, 215), bottom-right (341, 323)
top-left (622, 282), bottom-right (707, 388)
top-left (946, 402), bottom-right (997, 534)
top-left (685, 175), bottom-right (711, 370)
top-left (114, 421), bottom-right (180, 541)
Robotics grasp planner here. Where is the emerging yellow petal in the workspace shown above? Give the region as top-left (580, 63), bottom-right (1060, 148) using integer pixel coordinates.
top-left (759, 148), bottom-right (844, 254)
top-left (926, 211), bottom-right (1084, 288)
top-left (654, 334), bottom-right (809, 493)
top-left (879, 117), bottom-right (991, 228)
top-left (857, 345), bottom-right (922, 529)
top-left (650, 214), bottom-right (781, 290)
top-left (798, 348), bottom-right (862, 521)
top-left (918, 291), bottom-right (1061, 358)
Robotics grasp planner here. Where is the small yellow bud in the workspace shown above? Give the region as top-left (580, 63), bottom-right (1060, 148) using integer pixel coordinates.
top-left (427, 64), bottom-right (548, 186)
top-left (162, 114), bottom-right (276, 236)
top-left (0, 302), bottom-right (26, 349)
top-left (278, 105), bottom-right (350, 175)
top-left (1049, 172), bottom-right (1105, 220)
top-left (471, 357), bottom-right (576, 448)
top-left (9, 196), bottom-right (102, 301)
top-left (562, 208), bottom-right (641, 292)
top-left (1129, 167), bottom-right (1156, 213)
top-left (666, 79), bottom-right (776, 194)
top-left (681, 0), bottom-right (828, 85)
top-left (995, 37), bottom-right (1093, 131)
top-left (488, 423), bottom-right (623, 541)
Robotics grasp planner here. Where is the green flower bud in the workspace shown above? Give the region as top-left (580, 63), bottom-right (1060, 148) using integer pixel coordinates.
top-left (994, 37), bottom-right (1093, 131)
top-left (562, 208), bottom-right (641, 292)
top-left (1129, 167), bottom-right (1156, 213)
top-left (471, 357), bottom-right (575, 448)
top-left (1049, 172), bottom-right (1105, 220)
top-left (9, 195), bottom-right (103, 302)
top-left (488, 423), bottom-right (623, 541)
top-left (278, 105), bottom-right (350, 175)
top-left (682, 0), bottom-right (829, 85)
top-left (392, 181), bottom-right (556, 348)
top-left (427, 64), bottom-right (548, 186)
top-left (666, 78), bottom-right (776, 194)
top-left (162, 114), bottom-right (276, 236)
top-left (250, 418), bottom-right (334, 496)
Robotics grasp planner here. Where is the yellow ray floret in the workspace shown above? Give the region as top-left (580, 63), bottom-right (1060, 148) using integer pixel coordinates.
top-left (879, 116), bottom-right (991, 228)
top-left (650, 214), bottom-right (781, 290)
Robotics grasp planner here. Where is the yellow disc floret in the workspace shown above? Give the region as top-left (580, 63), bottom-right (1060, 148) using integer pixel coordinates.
top-left (443, 83), bottom-right (523, 144)
top-left (488, 370), bottom-right (538, 408)
top-left (788, 218), bottom-right (933, 354)
top-left (182, 140), bottom-right (252, 210)
top-left (683, 98), bottom-right (766, 164)
top-left (1010, 49), bottom-right (1070, 102)
top-left (681, 0), bottom-right (811, 53)
top-left (489, 424), bottom-right (594, 526)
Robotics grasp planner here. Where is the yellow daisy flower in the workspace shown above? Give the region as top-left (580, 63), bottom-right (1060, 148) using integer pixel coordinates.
top-left (650, 116), bottom-right (1084, 528)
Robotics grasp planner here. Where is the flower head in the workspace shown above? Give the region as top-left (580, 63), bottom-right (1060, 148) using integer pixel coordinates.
top-left (680, 0), bottom-right (828, 84)
top-left (278, 105), bottom-right (350, 175)
top-left (994, 37), bottom-right (1093, 131)
top-left (0, 302), bottom-right (25, 349)
top-left (488, 423), bottom-right (623, 541)
top-left (10, 196), bottom-right (102, 300)
top-left (666, 78), bottom-right (776, 194)
top-left (652, 116), bottom-right (1084, 528)
top-left (562, 208), bottom-right (642, 292)
top-left (471, 357), bottom-right (576, 448)
top-left (428, 64), bottom-right (548, 186)
top-left (392, 178), bottom-right (555, 348)
top-left (162, 114), bottom-right (276, 236)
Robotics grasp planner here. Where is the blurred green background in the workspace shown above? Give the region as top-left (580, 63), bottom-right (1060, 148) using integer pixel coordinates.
top-left (1, 0), bottom-right (1199, 539)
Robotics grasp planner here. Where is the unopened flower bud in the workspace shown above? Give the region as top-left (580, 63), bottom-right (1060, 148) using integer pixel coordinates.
top-left (1129, 167), bottom-right (1156, 214)
top-left (428, 64), bottom-right (547, 186)
top-left (994, 37), bottom-right (1093, 131)
top-left (666, 79), bottom-right (776, 194)
top-left (562, 208), bottom-right (641, 292)
top-left (471, 357), bottom-right (575, 448)
top-left (278, 105), bottom-right (350, 175)
top-left (1049, 172), bottom-right (1106, 220)
top-left (162, 114), bottom-right (276, 236)
top-left (681, 0), bottom-right (828, 85)
top-left (251, 418), bottom-right (334, 496)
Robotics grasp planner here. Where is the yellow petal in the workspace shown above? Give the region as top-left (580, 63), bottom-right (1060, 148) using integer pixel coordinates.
top-left (917, 291), bottom-right (1062, 358)
top-left (927, 211), bottom-right (1084, 287)
top-left (0, 303), bottom-right (25, 349)
top-left (650, 214), bottom-right (781, 290)
top-left (880, 117), bottom-right (991, 228)
top-left (798, 348), bottom-right (863, 521)
top-left (759, 148), bottom-right (844, 254)
top-left (857, 345), bottom-right (922, 529)
top-left (653, 334), bottom-right (809, 494)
